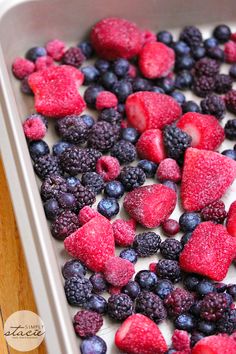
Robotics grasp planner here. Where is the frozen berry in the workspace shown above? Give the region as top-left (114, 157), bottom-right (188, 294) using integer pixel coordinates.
top-left (200, 292), bottom-right (228, 321)
top-left (81, 172), bottom-right (105, 194)
top-left (25, 46), bottom-right (46, 62)
top-left (200, 200), bottom-right (227, 223)
top-left (193, 76), bottom-right (215, 97)
top-left (108, 294), bottom-right (133, 321)
top-left (73, 310), bottom-right (103, 338)
top-left (160, 239), bottom-right (183, 260)
top-left (58, 192), bottom-right (77, 211)
top-left (80, 335), bottom-right (107, 354)
top-left (215, 74), bottom-right (233, 94)
top-left (64, 275), bottom-right (92, 306)
top-left (78, 41), bottom-right (94, 59)
top-left (213, 24), bottom-right (231, 43)
top-left (180, 26), bottom-right (203, 48)
top-left (96, 156), bottom-right (120, 182)
top-left (34, 155), bottom-right (61, 180)
top-left (135, 290), bottom-right (167, 324)
top-left (103, 257), bottom-right (135, 287)
top-left (122, 281), bottom-right (140, 300)
top-left (137, 160), bottom-right (157, 178)
top-left (156, 259), bottom-right (182, 283)
top-left (200, 94), bottom-right (226, 120)
top-left (46, 39), bottom-right (65, 60)
top-left (12, 57), bottom-right (35, 79)
top-left (62, 259), bottom-right (86, 279)
top-left (164, 288), bottom-right (194, 317)
top-left (51, 210), bottom-right (79, 240)
top-left (28, 140), bottom-right (50, 161)
top-left (179, 212), bottom-right (201, 232)
top-left (81, 114), bottom-right (95, 128)
top-left (154, 280), bottom-right (174, 300)
top-left (104, 181), bottom-right (125, 199)
top-left (62, 47), bottom-right (85, 67)
top-left (119, 248), bottom-right (137, 264)
top-left (111, 140), bottom-right (137, 164)
top-left (44, 199), bottom-right (59, 220)
top-left (23, 114), bottom-right (47, 140)
top-left (40, 174), bottom-right (67, 201)
top-left (98, 108), bottom-right (121, 125)
top-left (97, 197), bottom-right (119, 219)
top-left (175, 314), bottom-right (196, 332)
top-left (225, 90), bottom-right (236, 114)
top-left (81, 65), bottom-right (100, 85)
top-left (52, 141), bottom-right (72, 156)
top-left (135, 270), bottom-right (158, 291)
top-left (119, 166), bottom-right (146, 191)
top-left (162, 219), bottom-right (180, 237)
top-left (84, 85), bottom-right (104, 108)
top-left (88, 121), bottom-right (119, 152)
top-left (35, 56), bottom-right (54, 71)
top-left (182, 100), bottom-right (201, 113)
top-left (112, 218), bottom-right (136, 247)
top-left (225, 119), bottom-right (236, 140)
top-left (196, 280), bottom-right (215, 297)
top-left (96, 91), bottom-right (118, 110)
top-left (133, 232), bottom-right (161, 257)
top-left (85, 294), bottom-right (108, 314)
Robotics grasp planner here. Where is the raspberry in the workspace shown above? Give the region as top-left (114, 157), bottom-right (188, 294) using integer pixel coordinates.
top-left (78, 206), bottom-right (99, 225)
top-left (224, 90), bottom-right (236, 114)
top-left (224, 119), bottom-right (236, 140)
top-left (180, 26), bottom-right (203, 48)
top-left (55, 115), bottom-right (90, 144)
top-left (119, 166), bottom-right (146, 191)
top-left (156, 259), bottom-right (182, 283)
top-left (73, 310), bottom-right (103, 338)
top-left (193, 76), bottom-right (215, 97)
top-left (172, 330), bottom-right (191, 351)
top-left (108, 286), bottom-right (122, 295)
top-left (217, 309), bottom-right (236, 334)
top-left (141, 29), bottom-right (157, 45)
top-left (156, 158), bottom-right (181, 182)
top-left (98, 108), bottom-right (122, 125)
top-left (34, 155), bottom-right (61, 180)
top-left (194, 58), bottom-right (220, 77)
top-left (62, 47), bottom-right (85, 67)
top-left (160, 239), bottom-right (183, 260)
top-left (103, 256), bottom-right (135, 287)
top-left (46, 39), bottom-right (65, 60)
top-left (149, 262), bottom-right (157, 272)
top-left (200, 94), bottom-right (226, 120)
top-left (40, 175), bottom-right (67, 201)
top-left (112, 218), bottom-right (136, 247)
top-left (135, 290), bottom-right (167, 324)
top-left (214, 74), bottom-right (233, 94)
top-left (200, 292), bottom-right (229, 321)
top-left (64, 275), bottom-right (92, 306)
top-left (95, 91), bottom-right (118, 110)
top-left (88, 121), bottom-right (120, 152)
top-left (72, 184), bottom-right (96, 211)
top-left (23, 114), bottom-right (47, 140)
top-left (162, 219), bottom-right (180, 237)
top-left (108, 294), bottom-right (133, 321)
top-left (164, 288), bottom-right (194, 317)
top-left (60, 146), bottom-right (101, 175)
top-left (224, 41), bottom-right (236, 63)
top-left (12, 57), bottom-right (35, 79)
top-left (201, 200), bottom-right (227, 224)
top-left (111, 140), bottom-right (137, 164)
top-left (163, 125), bottom-right (192, 164)
top-left (35, 56), bottom-right (54, 71)
top-left (133, 232), bottom-right (161, 257)
top-left (96, 156), bottom-right (120, 182)
top-left (51, 210), bottom-right (79, 240)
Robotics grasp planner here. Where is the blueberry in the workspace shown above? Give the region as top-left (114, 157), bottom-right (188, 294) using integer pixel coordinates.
top-left (175, 313), bottom-right (196, 332)
top-left (89, 273), bottom-right (107, 294)
top-left (117, 103), bottom-right (125, 114)
top-left (25, 46), bottom-right (46, 62)
top-left (175, 70), bottom-right (193, 90)
top-left (58, 192), bottom-right (77, 210)
top-left (196, 280), bottom-right (215, 297)
top-left (97, 197), bottom-right (119, 219)
top-left (204, 37), bottom-right (219, 49)
top-left (192, 46), bottom-right (206, 60)
top-left (121, 127), bottom-right (139, 144)
top-left (81, 65), bottom-right (100, 85)
top-left (180, 232), bottom-right (192, 246)
top-left (230, 64), bottom-right (236, 79)
top-left (135, 270), bottom-right (158, 291)
top-left (190, 332), bottom-right (205, 347)
top-left (184, 274), bottom-right (201, 291)
top-left (81, 114), bottom-right (95, 128)
top-left (190, 301), bottom-right (202, 316)
top-left (112, 58), bottom-right (129, 77)
top-left (214, 282), bottom-right (227, 293)
top-left (157, 31), bottom-right (173, 45)
top-left (162, 180), bottom-right (178, 192)
top-left (150, 86), bottom-right (165, 94)
top-left (165, 350), bottom-right (176, 354)
top-left (62, 259), bottom-right (86, 279)
top-left (227, 284), bottom-right (236, 300)
top-left (122, 280), bottom-right (141, 299)
top-left (95, 59), bottom-right (110, 73)
top-left (80, 335), bottom-right (107, 354)
top-left (28, 140), bottom-right (50, 161)
top-left (175, 55), bottom-right (195, 71)
top-left (158, 77), bottom-right (175, 93)
top-left (170, 91), bottom-right (186, 105)
top-left (104, 181), bottom-right (125, 199)
top-left (44, 199), bottom-right (59, 220)
top-left (84, 85), bottom-right (104, 107)
top-left (179, 212), bottom-right (201, 232)
top-left (78, 41), bottom-right (94, 58)
top-left (85, 294), bottom-right (108, 314)
top-left (182, 100), bottom-right (201, 113)
top-left (174, 41), bottom-right (191, 56)
top-left (112, 79), bottom-right (133, 102)
top-left (52, 141), bottom-right (72, 156)
top-left (213, 24), bottom-right (231, 43)
top-left (66, 176), bottom-right (81, 191)
top-left (197, 321), bottom-right (216, 335)
top-left (154, 279), bottom-right (173, 299)
top-left (132, 77), bottom-right (152, 92)
top-left (119, 248), bottom-right (138, 264)
top-left (100, 71), bottom-right (118, 90)
top-left (21, 77), bottom-right (33, 95)
top-left (207, 46), bottom-right (225, 61)
top-left (222, 149), bottom-right (236, 160)
top-left (137, 160), bottom-right (157, 178)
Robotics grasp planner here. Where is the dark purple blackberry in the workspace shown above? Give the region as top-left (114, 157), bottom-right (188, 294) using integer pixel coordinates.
top-left (200, 200), bottom-right (227, 223)
top-left (180, 26), bottom-right (203, 48)
top-left (163, 288), bottom-right (195, 317)
top-left (135, 290), bottom-right (167, 324)
top-left (81, 172), bottom-right (105, 194)
top-left (107, 294), bottom-right (133, 321)
top-left (119, 166), bottom-right (145, 191)
top-left (122, 281), bottom-right (141, 300)
top-left (55, 115), bottom-right (90, 144)
top-left (200, 292), bottom-right (229, 321)
top-left (72, 184), bottom-right (96, 210)
top-left (193, 76), bottom-right (215, 97)
top-left (200, 94), bottom-right (226, 120)
top-left (62, 259), bottom-right (86, 279)
top-left (216, 309), bottom-right (236, 334)
top-left (98, 108), bottom-right (122, 125)
top-left (225, 90), bottom-right (236, 114)
top-left (58, 192), bottom-right (78, 211)
top-left (160, 239), bottom-right (183, 260)
top-left (214, 74), bottom-right (233, 94)
top-left (194, 58), bottom-right (220, 77)
top-left (34, 155), bottom-right (61, 180)
top-left (156, 259), bottom-right (182, 283)
top-left (64, 275), bottom-right (92, 306)
top-left (224, 119), bottom-right (236, 140)
top-left (87, 121), bottom-right (120, 152)
top-left (60, 146), bottom-right (102, 175)
top-left (133, 232), bottom-right (161, 257)
top-left (163, 125), bottom-right (192, 163)
top-left (51, 210), bottom-right (79, 240)
top-left (111, 140), bottom-right (137, 164)
top-left (40, 174), bottom-right (67, 201)
top-left (62, 47), bottom-right (85, 67)
top-left (89, 273), bottom-right (108, 294)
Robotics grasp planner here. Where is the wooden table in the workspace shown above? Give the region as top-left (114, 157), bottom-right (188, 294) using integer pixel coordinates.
top-left (0, 159), bottom-right (46, 353)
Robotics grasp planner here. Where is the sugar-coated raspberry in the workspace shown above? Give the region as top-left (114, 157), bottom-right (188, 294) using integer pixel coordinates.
top-left (162, 219), bottom-right (180, 237)
top-left (108, 286), bottom-right (122, 295)
top-left (78, 206), bottom-right (100, 225)
top-left (73, 310), bottom-right (103, 338)
top-left (35, 56), bottom-right (54, 71)
top-left (46, 39), bottom-right (65, 60)
top-left (95, 91), bottom-right (118, 110)
top-left (12, 57), bottom-right (35, 79)
top-left (141, 29), bottom-right (157, 45)
top-left (149, 262), bottom-right (157, 272)
top-left (156, 158), bottom-right (181, 182)
top-left (23, 114), bottom-right (47, 140)
top-left (172, 330), bottom-right (190, 351)
top-left (103, 256), bottom-right (135, 287)
top-left (96, 156), bottom-right (120, 182)
top-left (224, 41), bottom-right (236, 63)
top-left (112, 218), bottom-right (136, 247)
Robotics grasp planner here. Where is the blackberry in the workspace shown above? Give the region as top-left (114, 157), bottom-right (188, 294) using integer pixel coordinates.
top-left (193, 76), bottom-right (215, 97)
top-left (214, 74), bottom-right (233, 94)
top-left (160, 239), bottom-right (183, 260)
top-left (119, 166), bottom-right (145, 191)
top-left (201, 200), bottom-right (227, 223)
top-left (98, 108), bottom-right (121, 125)
top-left (194, 58), bottom-right (220, 77)
top-left (40, 174), bottom-right (67, 201)
top-left (200, 94), bottom-right (226, 120)
top-left (135, 291), bottom-right (167, 324)
top-left (224, 119), bottom-right (236, 140)
top-left (51, 210), bottom-right (79, 240)
top-left (72, 184), bottom-right (96, 210)
top-left (34, 155), bottom-right (61, 180)
top-left (133, 232), bottom-right (161, 257)
top-left (111, 140), bottom-right (137, 164)
top-left (88, 121), bottom-right (120, 152)
top-left (60, 146), bottom-right (101, 175)
top-left (180, 26), bottom-right (203, 48)
top-left (73, 310), bottom-right (103, 338)
top-left (64, 275), bottom-right (92, 306)
top-left (107, 294), bottom-right (133, 321)
top-left (156, 259), bottom-right (182, 283)
top-left (216, 309), bottom-right (236, 334)
top-left (200, 292), bottom-right (229, 321)
top-left (225, 90), bottom-right (236, 114)
top-left (163, 125), bottom-right (192, 163)
top-left (28, 140), bottom-right (49, 161)
top-left (81, 172), bottom-right (105, 194)
top-left (164, 288), bottom-right (194, 317)
top-left (55, 115), bottom-right (90, 144)
top-left (62, 47), bottom-right (85, 67)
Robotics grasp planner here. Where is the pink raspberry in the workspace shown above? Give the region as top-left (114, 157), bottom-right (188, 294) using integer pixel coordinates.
top-left (35, 56), bottom-right (54, 71)
top-left (96, 91), bottom-right (118, 110)
top-left (121, 120), bottom-right (128, 128)
top-left (103, 256), bottom-right (135, 287)
top-left (23, 114), bottom-right (47, 140)
top-left (12, 57), bottom-right (35, 79)
top-left (156, 158), bottom-right (181, 182)
top-left (96, 156), bottom-right (120, 182)
top-left (149, 262), bottom-right (157, 272)
top-left (78, 206), bottom-right (100, 225)
top-left (108, 285), bottom-right (122, 295)
top-left (128, 64), bottom-right (137, 78)
top-left (112, 218), bottom-right (136, 247)
top-left (141, 29), bottom-right (157, 45)
top-left (46, 39), bottom-right (65, 61)
top-left (172, 330), bottom-right (190, 351)
top-left (231, 33), bottom-right (236, 42)
top-left (224, 41), bottom-right (236, 63)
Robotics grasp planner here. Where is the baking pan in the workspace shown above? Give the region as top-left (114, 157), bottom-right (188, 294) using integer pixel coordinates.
top-left (0, 0), bottom-right (236, 353)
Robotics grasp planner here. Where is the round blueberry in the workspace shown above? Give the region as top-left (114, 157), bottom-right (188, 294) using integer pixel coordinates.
top-left (174, 41), bottom-right (191, 56)
top-left (157, 31), bottom-right (173, 45)
top-left (100, 71), bottom-right (118, 90)
top-left (81, 65), bottom-right (100, 85)
top-left (184, 274), bottom-right (201, 291)
top-left (158, 77), bottom-right (175, 93)
top-left (197, 321), bottom-right (216, 335)
top-left (135, 270), bottom-right (158, 291)
top-left (80, 335), bottom-right (107, 354)
top-left (132, 77), bottom-right (152, 92)
top-left (213, 24), bottom-right (231, 43)
top-left (112, 58), bottom-right (129, 77)
top-left (112, 79), bottom-right (133, 102)
top-left (66, 176), bottom-right (81, 191)
top-left (97, 197), bottom-right (119, 219)
top-left (230, 64), bottom-right (236, 80)
top-left (122, 280), bottom-right (141, 299)
top-left (162, 180), bottom-right (178, 193)
top-left (170, 91), bottom-right (186, 105)
top-left (28, 140), bottom-right (50, 161)
top-left (21, 77), bottom-right (33, 95)
top-left (119, 248), bottom-right (138, 264)
top-left (179, 212), bottom-right (201, 232)
top-left (222, 149), bottom-right (236, 160)
top-left (137, 160), bottom-right (157, 178)
top-left (204, 37), bottom-right (219, 49)
top-left (90, 273), bottom-right (107, 294)
top-left (58, 192), bottom-right (77, 210)
top-left (175, 70), bottom-right (193, 90)
top-left (190, 301), bottom-right (202, 317)
top-left (95, 59), bottom-right (110, 73)
top-left (62, 259), bottom-right (86, 279)
top-left (84, 85), bottom-right (104, 107)
top-left (81, 114), bottom-right (95, 128)
top-left (227, 284), bottom-right (236, 300)
top-left (25, 46), bottom-right (46, 62)
top-left (78, 41), bottom-right (94, 58)
top-left (150, 86), bottom-right (165, 93)
top-left (85, 294), bottom-right (108, 314)
top-left (180, 232), bottom-right (192, 246)
top-left (175, 313), bottom-right (196, 332)
top-left (154, 279), bottom-right (173, 299)
top-left (52, 141), bottom-right (72, 156)
top-left (192, 46), bottom-right (206, 60)
top-left (104, 181), bottom-right (125, 199)
top-left (117, 103), bottom-right (125, 114)
top-left (214, 282), bottom-right (227, 293)
top-left (175, 55), bottom-right (195, 71)
top-left (190, 332), bottom-right (205, 348)
top-left (196, 280), bottom-right (215, 297)
top-left (121, 127), bottom-right (139, 144)
top-left (44, 199), bottom-right (59, 220)
top-left (182, 100), bottom-right (201, 113)
top-left (207, 46), bottom-right (225, 61)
